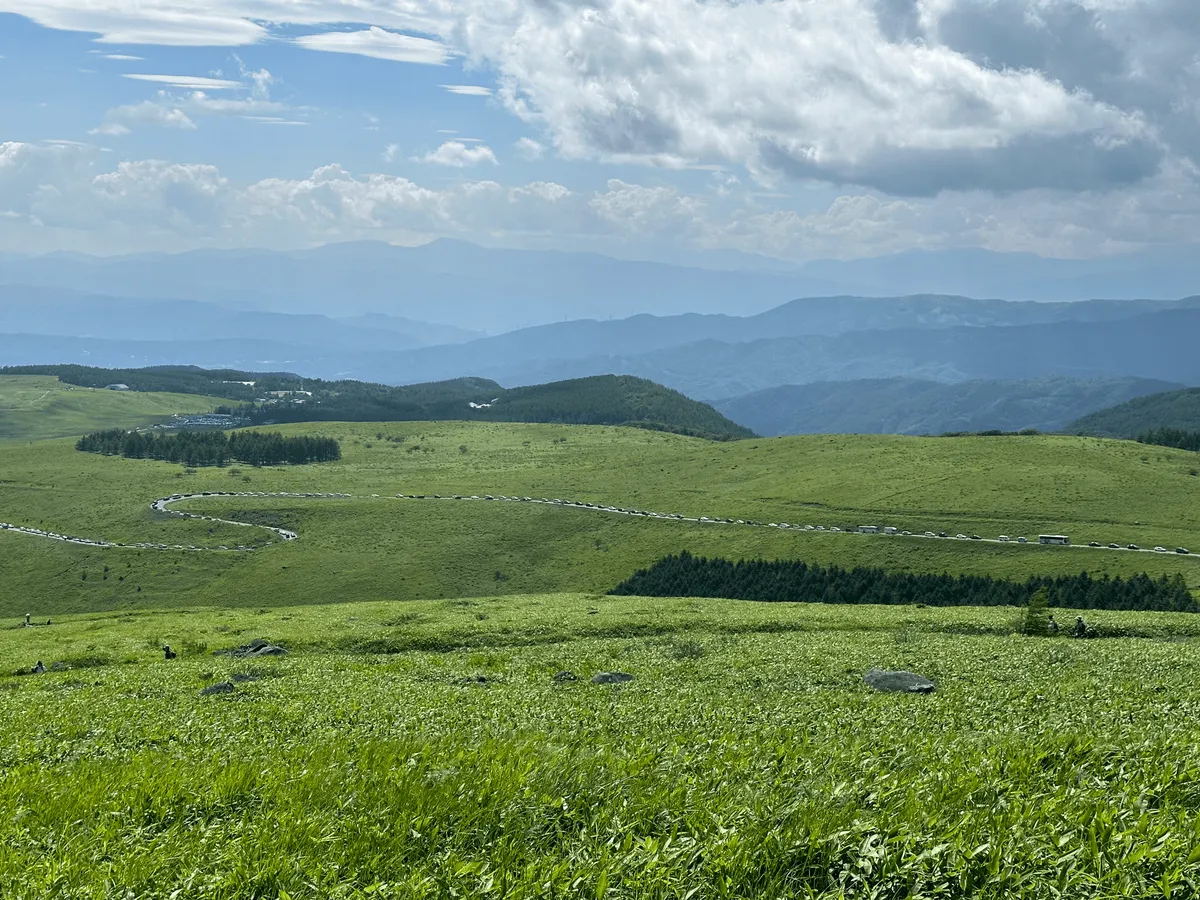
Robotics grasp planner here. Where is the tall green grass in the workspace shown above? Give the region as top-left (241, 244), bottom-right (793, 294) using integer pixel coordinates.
top-left (3, 596), bottom-right (1200, 897)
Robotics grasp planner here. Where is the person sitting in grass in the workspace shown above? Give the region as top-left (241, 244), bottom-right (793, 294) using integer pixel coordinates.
top-left (32, 660), bottom-right (45, 674)
top-left (1073, 616), bottom-right (1087, 639)
top-left (1048, 615), bottom-right (1059, 634)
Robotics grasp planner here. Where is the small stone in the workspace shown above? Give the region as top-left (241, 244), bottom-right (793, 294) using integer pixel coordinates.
top-left (200, 681), bottom-right (236, 696)
top-left (591, 672), bottom-right (635, 685)
top-left (864, 669), bottom-right (936, 694)
top-left (552, 671), bottom-right (578, 683)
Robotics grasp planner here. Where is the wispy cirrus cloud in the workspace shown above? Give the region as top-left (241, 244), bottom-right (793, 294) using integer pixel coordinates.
top-left (295, 26), bottom-right (451, 64)
top-left (122, 73), bottom-right (241, 89)
top-left (440, 84), bottom-right (491, 97)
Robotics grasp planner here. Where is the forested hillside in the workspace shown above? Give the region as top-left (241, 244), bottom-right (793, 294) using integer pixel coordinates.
top-left (470, 375), bottom-right (755, 438)
top-left (1070, 388), bottom-right (1200, 438)
top-left (3, 367), bottom-right (751, 440)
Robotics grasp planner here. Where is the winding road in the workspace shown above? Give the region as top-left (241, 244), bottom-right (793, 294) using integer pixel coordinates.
top-left (0, 489), bottom-right (1193, 559)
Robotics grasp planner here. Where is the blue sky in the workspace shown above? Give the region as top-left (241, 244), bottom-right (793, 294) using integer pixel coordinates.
top-left (1, 1), bottom-right (1198, 262)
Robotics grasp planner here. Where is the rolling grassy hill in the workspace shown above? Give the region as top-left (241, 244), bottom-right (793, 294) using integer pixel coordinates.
top-left (0, 375), bottom-right (228, 442)
top-left (2, 421), bottom-right (1198, 616)
top-left (3, 367), bottom-right (752, 441)
top-left (1070, 387), bottom-right (1200, 438)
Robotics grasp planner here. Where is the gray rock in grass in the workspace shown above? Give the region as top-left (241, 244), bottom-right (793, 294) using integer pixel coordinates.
top-left (247, 645), bottom-right (287, 657)
top-left (200, 681), bottom-right (236, 696)
top-left (591, 671), bottom-right (635, 685)
top-left (215, 638), bottom-right (286, 658)
top-left (864, 669), bottom-right (936, 694)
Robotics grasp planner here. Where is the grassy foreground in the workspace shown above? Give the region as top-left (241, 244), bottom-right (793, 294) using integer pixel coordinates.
top-left (3, 422), bottom-right (1200, 616)
top-left (3, 595), bottom-right (1200, 898)
top-left (0, 375), bottom-right (227, 442)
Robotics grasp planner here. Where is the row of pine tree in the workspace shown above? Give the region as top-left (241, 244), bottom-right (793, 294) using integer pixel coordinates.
top-left (76, 429), bottom-right (341, 467)
top-left (611, 551), bottom-right (1196, 612)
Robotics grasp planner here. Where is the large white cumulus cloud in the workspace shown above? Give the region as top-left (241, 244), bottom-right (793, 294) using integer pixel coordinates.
top-left (4, 140), bottom-right (1200, 259)
top-left (459, 0), bottom-right (1161, 195)
top-left (4, 0), bottom-right (1194, 196)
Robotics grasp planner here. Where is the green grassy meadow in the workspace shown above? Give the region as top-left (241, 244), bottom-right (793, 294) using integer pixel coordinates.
top-left (4, 596), bottom-right (1200, 898)
top-left (0, 375), bottom-right (228, 442)
top-left (7, 385), bottom-right (1200, 896)
top-left (3, 418), bottom-right (1200, 616)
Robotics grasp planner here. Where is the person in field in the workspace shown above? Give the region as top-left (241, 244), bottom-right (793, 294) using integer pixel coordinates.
top-left (1047, 615), bottom-right (1059, 634)
top-left (1073, 616), bottom-right (1087, 638)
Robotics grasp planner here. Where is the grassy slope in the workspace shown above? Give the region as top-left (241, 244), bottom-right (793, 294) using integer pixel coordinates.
top-left (0, 375), bottom-right (228, 442)
top-left (1070, 386), bottom-right (1200, 437)
top-left (4, 596), bottom-right (1200, 897)
top-left (2, 422), bottom-right (1200, 616)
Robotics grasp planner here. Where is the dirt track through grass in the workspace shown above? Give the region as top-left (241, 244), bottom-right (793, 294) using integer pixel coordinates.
top-left (4, 488), bottom-right (1197, 564)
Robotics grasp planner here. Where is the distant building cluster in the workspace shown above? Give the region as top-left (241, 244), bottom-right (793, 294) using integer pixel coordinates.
top-left (158, 413), bottom-right (249, 430)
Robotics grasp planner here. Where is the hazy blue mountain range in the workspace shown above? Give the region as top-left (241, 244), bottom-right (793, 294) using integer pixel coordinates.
top-left (1069, 388), bottom-right (1200, 438)
top-left (715, 377), bottom-right (1183, 436)
top-left (0, 287), bottom-right (480, 352)
top-left (3, 240), bottom-right (1200, 334)
top-left (486, 307), bottom-right (1200, 400)
top-left (0, 241), bottom-right (857, 333)
top-left (5, 291), bottom-right (1200, 404)
top-left (799, 247), bottom-right (1200, 304)
top-left (340, 294), bottom-right (1200, 387)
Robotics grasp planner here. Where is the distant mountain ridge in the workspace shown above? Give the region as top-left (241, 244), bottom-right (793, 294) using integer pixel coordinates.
top-left (342, 294), bottom-right (1200, 387)
top-left (0, 240), bottom-right (856, 332)
top-left (0, 286), bottom-right (480, 351)
top-left (716, 376), bottom-right (1184, 436)
top-left (477, 306), bottom-right (1200, 400)
top-left (5, 292), bottom-right (1200, 403)
top-left (6, 239), bottom-right (1200, 334)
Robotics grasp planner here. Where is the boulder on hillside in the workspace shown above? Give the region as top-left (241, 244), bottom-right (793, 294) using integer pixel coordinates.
top-left (591, 671), bottom-right (635, 685)
top-left (864, 669), bottom-right (936, 694)
top-left (200, 681), bottom-right (236, 696)
top-left (216, 638), bottom-right (287, 658)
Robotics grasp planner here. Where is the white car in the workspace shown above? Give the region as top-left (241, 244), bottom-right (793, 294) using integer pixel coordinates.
top-left (1017, 536), bottom-right (1028, 543)
top-left (998, 535), bottom-right (1010, 542)
top-left (1154, 546), bottom-right (1168, 553)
